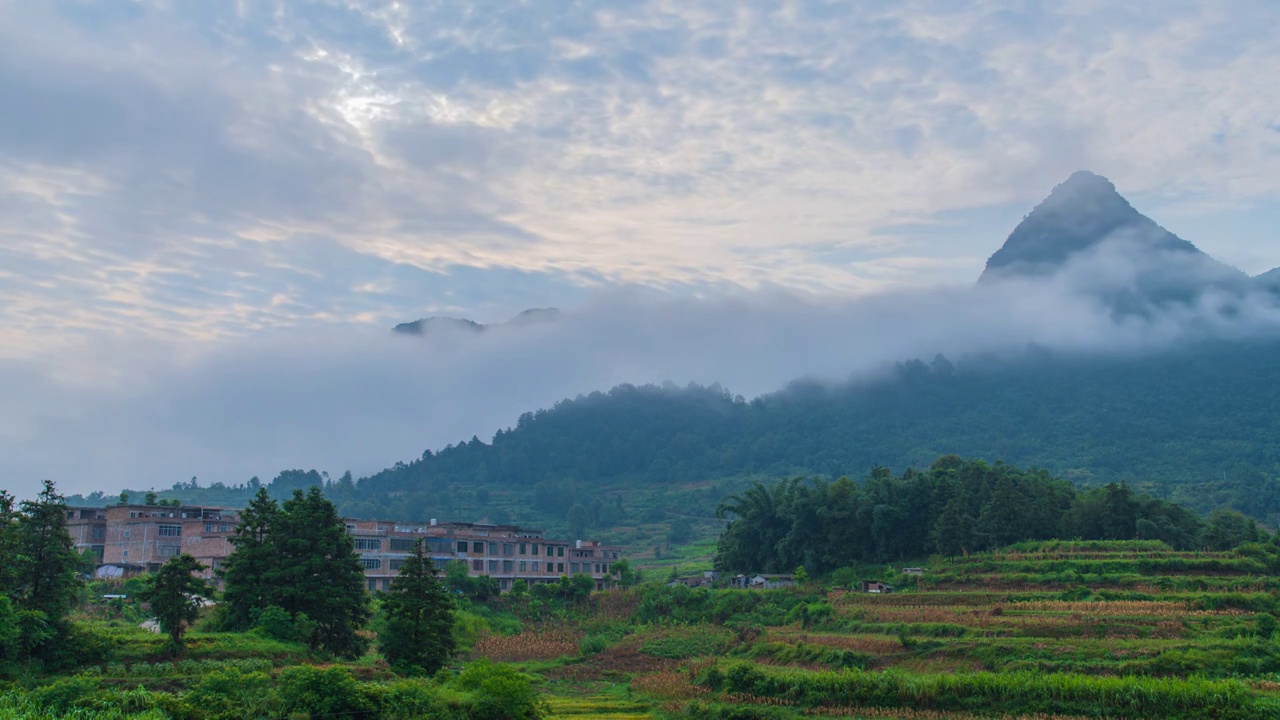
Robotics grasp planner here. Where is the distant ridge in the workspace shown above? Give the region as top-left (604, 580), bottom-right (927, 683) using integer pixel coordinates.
top-left (393, 308), bottom-right (562, 335)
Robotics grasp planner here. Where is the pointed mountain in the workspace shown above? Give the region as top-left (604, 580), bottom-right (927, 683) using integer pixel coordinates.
top-left (980, 171), bottom-right (1216, 281)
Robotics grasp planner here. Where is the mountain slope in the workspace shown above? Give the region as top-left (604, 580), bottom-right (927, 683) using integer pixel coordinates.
top-left (979, 172), bottom-right (1247, 300)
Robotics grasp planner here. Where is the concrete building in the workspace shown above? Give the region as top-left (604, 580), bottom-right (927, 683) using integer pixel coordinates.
top-left (67, 504), bottom-right (623, 591)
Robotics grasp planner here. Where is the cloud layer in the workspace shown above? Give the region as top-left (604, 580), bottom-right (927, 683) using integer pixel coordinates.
top-left (6, 241), bottom-right (1280, 500)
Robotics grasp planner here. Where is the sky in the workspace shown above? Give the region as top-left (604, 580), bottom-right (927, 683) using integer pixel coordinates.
top-left (3, 1), bottom-right (1280, 499)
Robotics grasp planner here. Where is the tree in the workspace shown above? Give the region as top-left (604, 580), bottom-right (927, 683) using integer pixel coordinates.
top-left (0, 491), bottom-right (19, 597)
top-left (145, 491), bottom-right (158, 506)
top-left (14, 481), bottom-right (81, 624)
top-left (377, 539), bottom-right (455, 674)
top-left (566, 503), bottom-right (591, 540)
top-left (609, 559), bottom-right (638, 588)
top-left (932, 499), bottom-right (976, 560)
top-left (669, 517), bottom-right (694, 545)
top-left (978, 476), bottom-right (1026, 548)
top-left (221, 487), bottom-right (280, 630)
top-left (269, 487), bottom-right (371, 658)
top-left (117, 491), bottom-right (130, 505)
top-left (140, 554), bottom-right (214, 651)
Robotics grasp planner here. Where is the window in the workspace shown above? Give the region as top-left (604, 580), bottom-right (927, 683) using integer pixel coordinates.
top-left (518, 542), bottom-right (526, 554)
top-left (158, 524), bottom-right (181, 537)
top-left (122, 550), bottom-right (129, 559)
top-left (502, 543), bottom-right (515, 556)
top-left (557, 546), bottom-right (565, 557)
top-left (612, 552), bottom-right (619, 559)
top-left (389, 559), bottom-right (406, 571)
top-left (519, 561), bottom-right (526, 572)
top-left (604, 564), bottom-right (610, 575)
top-left (124, 529), bottom-right (131, 538)
top-left (531, 544), bottom-right (539, 556)
top-left (130, 512), bottom-right (138, 518)
top-left (489, 541), bottom-right (499, 554)
top-left (571, 563), bottom-right (580, 573)
top-left (472, 541), bottom-right (484, 553)
top-left (457, 541), bottom-right (468, 553)
top-left (205, 523), bottom-right (213, 532)
top-left (367, 579), bottom-right (377, 591)
top-left (557, 563), bottom-right (564, 573)
top-left (354, 538), bottom-right (382, 551)
top-left (502, 560), bottom-right (513, 573)
top-left (472, 559), bottom-right (483, 571)
top-left (390, 538), bottom-right (415, 552)
top-left (158, 544), bottom-right (180, 557)
top-left (531, 561), bottom-right (540, 572)
top-left (360, 558), bottom-right (381, 570)
top-left (220, 524), bottom-right (227, 532)
top-left (488, 560), bottom-right (498, 572)
top-left (92, 526), bottom-right (104, 539)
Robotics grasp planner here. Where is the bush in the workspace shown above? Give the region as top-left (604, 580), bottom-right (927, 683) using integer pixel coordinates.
top-left (251, 606), bottom-right (315, 645)
top-left (453, 659), bottom-right (545, 720)
top-left (185, 667), bottom-right (280, 720)
top-left (278, 665), bottom-right (372, 719)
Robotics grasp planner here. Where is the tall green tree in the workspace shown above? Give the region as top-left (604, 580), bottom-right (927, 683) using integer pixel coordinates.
top-left (931, 499), bottom-right (976, 560)
top-left (269, 487), bottom-right (371, 658)
top-left (377, 539), bottom-right (455, 674)
top-left (977, 475), bottom-right (1027, 549)
top-left (0, 491), bottom-right (19, 596)
top-left (220, 487), bottom-right (280, 630)
top-left (14, 481), bottom-right (81, 624)
top-left (140, 554), bottom-right (214, 651)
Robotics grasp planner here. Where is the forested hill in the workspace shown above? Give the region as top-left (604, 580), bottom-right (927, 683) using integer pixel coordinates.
top-left (357, 338), bottom-right (1280, 525)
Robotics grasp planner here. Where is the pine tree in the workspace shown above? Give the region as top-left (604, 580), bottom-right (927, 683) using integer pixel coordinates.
top-left (931, 499), bottom-right (976, 560)
top-left (220, 487), bottom-right (280, 630)
top-left (15, 480), bottom-right (81, 624)
top-left (140, 554), bottom-right (214, 651)
top-left (378, 539), bottom-right (456, 674)
top-left (0, 491), bottom-right (19, 596)
top-left (269, 487), bottom-right (370, 658)
top-left (978, 475), bottom-right (1026, 548)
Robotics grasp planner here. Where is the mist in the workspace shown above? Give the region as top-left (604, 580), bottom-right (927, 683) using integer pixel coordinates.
top-left (3, 246), bottom-right (1279, 501)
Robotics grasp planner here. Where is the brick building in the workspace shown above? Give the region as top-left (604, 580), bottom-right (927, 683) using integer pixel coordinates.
top-left (68, 504), bottom-right (623, 591)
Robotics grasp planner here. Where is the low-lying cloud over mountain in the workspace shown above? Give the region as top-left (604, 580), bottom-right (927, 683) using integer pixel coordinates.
top-left (3, 171), bottom-right (1279, 500)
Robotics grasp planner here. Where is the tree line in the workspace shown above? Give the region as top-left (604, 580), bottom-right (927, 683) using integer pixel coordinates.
top-left (714, 456), bottom-right (1265, 575)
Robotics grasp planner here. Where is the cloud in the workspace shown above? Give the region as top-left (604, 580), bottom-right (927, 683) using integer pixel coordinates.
top-left (2, 1), bottom-right (1280, 357)
top-left (4, 244), bottom-right (1280, 500)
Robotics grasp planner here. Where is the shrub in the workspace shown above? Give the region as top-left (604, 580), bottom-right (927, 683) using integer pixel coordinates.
top-left (278, 665), bottom-right (372, 719)
top-left (185, 667), bottom-right (280, 720)
top-left (453, 659), bottom-right (545, 720)
top-left (251, 606), bottom-right (315, 645)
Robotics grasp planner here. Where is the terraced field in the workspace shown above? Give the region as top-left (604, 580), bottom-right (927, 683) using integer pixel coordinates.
top-left (477, 540), bottom-right (1280, 719)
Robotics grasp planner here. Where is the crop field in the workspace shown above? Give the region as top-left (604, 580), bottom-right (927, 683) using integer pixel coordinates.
top-left (475, 540), bottom-right (1280, 719)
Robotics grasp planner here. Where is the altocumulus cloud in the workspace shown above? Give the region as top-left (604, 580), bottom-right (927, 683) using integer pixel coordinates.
top-left (3, 1), bottom-right (1280, 357)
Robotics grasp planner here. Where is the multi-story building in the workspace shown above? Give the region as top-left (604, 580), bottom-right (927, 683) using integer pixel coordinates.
top-left (68, 504), bottom-right (238, 582)
top-left (67, 504), bottom-right (624, 591)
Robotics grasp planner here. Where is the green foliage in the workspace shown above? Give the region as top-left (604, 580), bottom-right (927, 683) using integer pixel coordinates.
top-left (249, 606), bottom-right (314, 644)
top-left (717, 460), bottom-right (1223, 574)
top-left (278, 665), bottom-right (371, 719)
top-left (377, 539), bottom-right (456, 675)
top-left (712, 662), bottom-right (1276, 719)
top-left (184, 667), bottom-right (280, 720)
top-left (221, 487), bottom-right (370, 658)
top-left (138, 554), bottom-right (214, 651)
top-left (453, 660), bottom-right (545, 720)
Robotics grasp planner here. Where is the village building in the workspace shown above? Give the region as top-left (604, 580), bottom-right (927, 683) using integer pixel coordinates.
top-left (728, 573), bottom-right (796, 590)
top-left (860, 580), bottom-right (895, 593)
top-left (66, 504), bottom-right (623, 591)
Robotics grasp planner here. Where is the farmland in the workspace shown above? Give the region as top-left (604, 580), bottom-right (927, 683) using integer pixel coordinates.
top-left (470, 539), bottom-right (1280, 719)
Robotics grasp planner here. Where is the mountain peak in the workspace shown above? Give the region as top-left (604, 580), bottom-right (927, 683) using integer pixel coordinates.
top-left (393, 308), bottom-right (562, 335)
top-left (980, 171), bottom-right (1202, 282)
